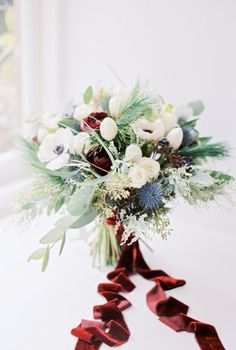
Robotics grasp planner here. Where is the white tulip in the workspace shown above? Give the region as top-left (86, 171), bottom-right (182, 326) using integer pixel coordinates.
top-left (159, 104), bottom-right (177, 134)
top-left (100, 117), bottom-right (118, 141)
top-left (70, 132), bottom-right (90, 155)
top-left (132, 118), bottom-right (165, 141)
top-left (125, 144), bottom-right (142, 163)
top-left (138, 157), bottom-right (160, 179)
top-left (38, 128), bottom-right (72, 169)
top-left (166, 127), bottom-right (183, 150)
top-left (128, 164), bottom-right (149, 188)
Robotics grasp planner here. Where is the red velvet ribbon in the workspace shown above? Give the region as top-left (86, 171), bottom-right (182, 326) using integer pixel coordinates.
top-left (72, 242), bottom-right (225, 350)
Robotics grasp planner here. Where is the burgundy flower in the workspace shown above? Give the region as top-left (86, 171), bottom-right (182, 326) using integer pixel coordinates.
top-left (81, 112), bottom-right (108, 131)
top-left (86, 145), bottom-right (112, 175)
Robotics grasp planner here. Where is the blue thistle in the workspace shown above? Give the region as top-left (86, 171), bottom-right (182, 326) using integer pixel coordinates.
top-left (138, 182), bottom-right (164, 210)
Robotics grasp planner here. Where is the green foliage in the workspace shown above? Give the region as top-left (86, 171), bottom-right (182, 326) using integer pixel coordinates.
top-left (179, 142), bottom-right (230, 159)
top-left (70, 209), bottom-right (97, 228)
top-left (67, 186), bottom-right (95, 216)
top-left (28, 248), bottom-right (47, 261)
top-left (83, 86), bottom-right (93, 104)
top-left (42, 246), bottom-right (50, 272)
top-left (40, 227), bottom-right (65, 244)
top-left (58, 118), bottom-right (81, 132)
top-left (117, 82), bottom-right (156, 127)
top-left (188, 100), bottom-right (205, 115)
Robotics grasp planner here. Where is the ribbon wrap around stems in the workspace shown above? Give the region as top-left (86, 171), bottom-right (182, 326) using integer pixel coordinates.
top-left (72, 241), bottom-right (225, 350)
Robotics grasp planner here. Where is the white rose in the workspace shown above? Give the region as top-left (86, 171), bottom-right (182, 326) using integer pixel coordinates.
top-left (73, 104), bottom-right (92, 121)
top-left (125, 144), bottom-right (142, 163)
top-left (70, 132), bottom-right (90, 155)
top-left (128, 164), bottom-right (149, 188)
top-left (100, 117), bottom-right (118, 141)
top-left (38, 128), bottom-right (72, 170)
top-left (132, 118), bottom-right (165, 141)
top-left (138, 157), bottom-right (160, 179)
top-left (166, 127), bottom-right (183, 150)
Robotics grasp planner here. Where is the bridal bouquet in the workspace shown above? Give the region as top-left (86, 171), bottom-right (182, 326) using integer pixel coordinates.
top-left (18, 82), bottom-right (233, 271)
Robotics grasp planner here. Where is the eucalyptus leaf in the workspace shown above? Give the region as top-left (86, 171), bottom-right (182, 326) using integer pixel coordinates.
top-left (41, 246), bottom-right (50, 272)
top-left (22, 202), bottom-right (36, 210)
top-left (67, 186), bottom-right (95, 216)
top-left (54, 197), bottom-right (65, 213)
top-left (55, 215), bottom-right (78, 229)
top-left (188, 100), bottom-right (205, 116)
top-left (190, 172), bottom-right (214, 186)
top-left (70, 209), bottom-right (97, 229)
top-left (59, 233), bottom-right (66, 255)
top-left (40, 227), bottom-right (64, 244)
top-left (83, 86), bottom-right (93, 104)
top-left (28, 248), bottom-right (46, 261)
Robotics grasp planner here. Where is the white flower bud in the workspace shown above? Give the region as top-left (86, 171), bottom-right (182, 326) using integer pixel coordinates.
top-left (125, 144), bottom-right (142, 163)
top-left (166, 127), bottom-right (183, 150)
top-left (100, 117), bottom-right (118, 141)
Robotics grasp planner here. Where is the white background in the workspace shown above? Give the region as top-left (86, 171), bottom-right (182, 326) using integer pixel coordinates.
top-left (1, 1), bottom-right (236, 349)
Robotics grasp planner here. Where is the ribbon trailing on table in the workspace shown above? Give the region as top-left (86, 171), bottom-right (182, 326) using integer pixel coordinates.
top-left (71, 241), bottom-right (225, 350)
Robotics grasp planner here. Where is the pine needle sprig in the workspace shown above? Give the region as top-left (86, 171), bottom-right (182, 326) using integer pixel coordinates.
top-left (179, 142), bottom-right (230, 159)
top-left (117, 82), bottom-right (158, 128)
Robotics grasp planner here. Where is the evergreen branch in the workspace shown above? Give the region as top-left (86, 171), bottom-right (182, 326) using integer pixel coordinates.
top-left (179, 142), bottom-right (230, 159)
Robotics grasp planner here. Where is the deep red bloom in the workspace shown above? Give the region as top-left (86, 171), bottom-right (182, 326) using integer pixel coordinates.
top-left (81, 112), bottom-right (108, 131)
top-left (86, 145), bottom-right (112, 175)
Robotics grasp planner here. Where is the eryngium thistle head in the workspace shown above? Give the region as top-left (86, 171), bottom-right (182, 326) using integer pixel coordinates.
top-left (138, 182), bottom-right (164, 210)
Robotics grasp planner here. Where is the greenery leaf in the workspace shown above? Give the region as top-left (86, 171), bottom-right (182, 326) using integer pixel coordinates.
top-left (59, 233), bottom-right (66, 255)
top-left (54, 197), bottom-right (65, 213)
top-left (83, 86), bottom-right (93, 104)
top-left (70, 209), bottom-right (97, 229)
top-left (67, 186), bottom-right (95, 216)
top-left (55, 215), bottom-right (78, 229)
top-left (210, 171), bottom-right (234, 183)
top-left (188, 100), bottom-right (205, 116)
top-left (58, 118), bottom-right (81, 132)
top-left (41, 246), bottom-right (50, 272)
top-left (40, 227), bottom-right (64, 244)
top-left (28, 248), bottom-right (46, 261)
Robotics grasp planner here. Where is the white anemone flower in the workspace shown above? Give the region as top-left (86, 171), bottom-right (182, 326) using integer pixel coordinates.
top-left (37, 128), bottom-right (72, 170)
top-left (132, 118), bottom-right (165, 141)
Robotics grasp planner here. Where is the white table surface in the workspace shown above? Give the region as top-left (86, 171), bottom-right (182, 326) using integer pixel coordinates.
top-left (0, 214), bottom-right (235, 350)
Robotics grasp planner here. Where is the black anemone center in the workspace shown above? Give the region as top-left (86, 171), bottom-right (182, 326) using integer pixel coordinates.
top-left (143, 129), bottom-right (153, 133)
top-left (54, 144), bottom-right (64, 155)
